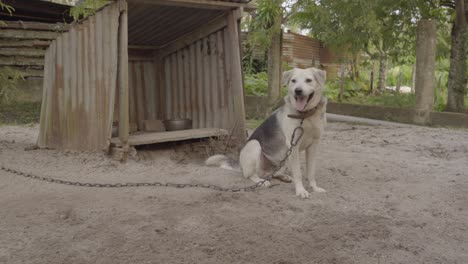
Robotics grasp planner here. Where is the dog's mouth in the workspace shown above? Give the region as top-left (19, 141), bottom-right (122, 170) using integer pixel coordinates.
top-left (294, 92), bottom-right (314, 111)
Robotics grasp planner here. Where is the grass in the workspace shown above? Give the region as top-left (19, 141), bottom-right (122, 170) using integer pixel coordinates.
top-left (246, 119), bottom-right (264, 129)
top-left (0, 101), bottom-right (41, 125)
top-left (343, 93), bottom-right (416, 108)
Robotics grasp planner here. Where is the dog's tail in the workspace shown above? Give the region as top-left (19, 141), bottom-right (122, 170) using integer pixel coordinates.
top-left (205, 154), bottom-right (241, 172)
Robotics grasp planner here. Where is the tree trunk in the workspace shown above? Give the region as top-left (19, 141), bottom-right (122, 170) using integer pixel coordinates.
top-left (377, 53), bottom-right (387, 93)
top-left (396, 70), bottom-right (402, 93)
top-left (414, 19), bottom-right (437, 125)
top-left (267, 23), bottom-right (282, 104)
top-left (446, 0), bottom-right (467, 112)
top-left (338, 63), bottom-right (346, 101)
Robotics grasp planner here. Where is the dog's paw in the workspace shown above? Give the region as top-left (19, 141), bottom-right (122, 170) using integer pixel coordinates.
top-left (260, 180), bottom-right (271, 188)
top-left (295, 188), bottom-right (310, 199)
top-left (311, 186), bottom-right (327, 193)
top-left (272, 174), bottom-right (292, 183)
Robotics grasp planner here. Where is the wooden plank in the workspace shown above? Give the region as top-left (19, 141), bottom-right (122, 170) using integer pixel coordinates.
top-left (135, 62), bottom-right (146, 129)
top-left (226, 9), bottom-right (246, 140)
top-left (189, 43), bottom-right (198, 128)
top-left (128, 62), bottom-right (137, 127)
top-left (177, 50), bottom-right (185, 119)
top-left (0, 21), bottom-right (69, 31)
top-left (183, 47), bottom-right (191, 121)
top-left (216, 30), bottom-right (228, 130)
top-left (127, 0), bottom-right (256, 11)
top-left (118, 5), bottom-right (130, 147)
top-left (223, 28), bottom-right (234, 126)
top-left (0, 48), bottom-right (46, 57)
top-left (0, 56), bottom-right (44, 66)
top-left (112, 128), bottom-right (228, 146)
top-left (0, 39), bottom-right (50, 48)
top-left (195, 39), bottom-right (205, 128)
top-left (164, 57), bottom-right (172, 120)
top-left (209, 33), bottom-right (220, 128)
top-left (202, 36), bottom-right (212, 127)
top-left (0, 29), bottom-right (60, 40)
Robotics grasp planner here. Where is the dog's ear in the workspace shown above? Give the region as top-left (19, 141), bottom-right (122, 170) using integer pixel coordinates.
top-left (282, 70), bottom-right (294, 86)
top-left (308, 68), bottom-right (326, 85)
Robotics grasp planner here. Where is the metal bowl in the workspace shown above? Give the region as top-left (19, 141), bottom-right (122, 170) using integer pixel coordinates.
top-left (163, 118), bottom-right (192, 131)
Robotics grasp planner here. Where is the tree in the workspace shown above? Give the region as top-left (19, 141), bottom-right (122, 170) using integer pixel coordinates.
top-left (444, 0), bottom-right (468, 112)
top-left (292, 0), bottom-right (419, 93)
top-left (244, 0), bottom-right (299, 103)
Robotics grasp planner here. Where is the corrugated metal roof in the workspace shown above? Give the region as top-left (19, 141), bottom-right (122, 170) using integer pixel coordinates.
top-left (128, 3), bottom-right (225, 46)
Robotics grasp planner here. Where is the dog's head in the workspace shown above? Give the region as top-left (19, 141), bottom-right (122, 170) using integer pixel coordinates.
top-left (283, 67), bottom-right (326, 112)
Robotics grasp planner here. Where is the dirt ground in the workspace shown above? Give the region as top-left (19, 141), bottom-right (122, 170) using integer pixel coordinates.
top-left (0, 121), bottom-right (467, 264)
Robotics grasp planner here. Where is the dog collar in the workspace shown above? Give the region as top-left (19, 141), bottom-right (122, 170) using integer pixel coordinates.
top-left (287, 97), bottom-right (326, 120)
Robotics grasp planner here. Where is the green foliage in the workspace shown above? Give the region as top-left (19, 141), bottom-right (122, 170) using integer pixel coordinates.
top-left (244, 72), bottom-right (269, 96)
top-left (246, 119), bottom-right (264, 129)
top-left (324, 77), bottom-right (368, 101)
top-left (0, 0), bottom-right (14, 15)
top-left (0, 101), bottom-right (41, 124)
top-left (386, 65), bottom-right (413, 86)
top-left (70, 0), bottom-right (108, 21)
top-left (0, 67), bottom-right (24, 104)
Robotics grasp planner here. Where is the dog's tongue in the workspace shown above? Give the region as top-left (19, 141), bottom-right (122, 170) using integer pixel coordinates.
top-left (295, 96), bottom-right (307, 111)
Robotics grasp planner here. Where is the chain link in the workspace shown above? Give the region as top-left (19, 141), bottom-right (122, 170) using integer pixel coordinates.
top-left (1, 120), bottom-right (305, 193)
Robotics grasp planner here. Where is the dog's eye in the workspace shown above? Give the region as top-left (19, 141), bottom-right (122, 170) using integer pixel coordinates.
top-left (291, 79), bottom-right (296, 83)
top-left (305, 78), bottom-right (312, 83)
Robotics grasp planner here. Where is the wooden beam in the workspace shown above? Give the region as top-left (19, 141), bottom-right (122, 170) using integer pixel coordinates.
top-left (118, 1), bottom-right (130, 150)
top-left (0, 48), bottom-right (46, 57)
top-left (0, 21), bottom-right (69, 31)
top-left (0, 56), bottom-right (44, 66)
top-left (0, 39), bottom-right (51, 48)
top-left (111, 128), bottom-right (229, 146)
top-left (158, 11), bottom-right (243, 58)
top-left (226, 8), bottom-right (246, 141)
top-left (0, 29), bottom-right (60, 40)
top-left (127, 0), bottom-right (255, 11)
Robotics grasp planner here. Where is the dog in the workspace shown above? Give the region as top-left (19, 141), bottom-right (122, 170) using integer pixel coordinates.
top-left (206, 67), bottom-right (327, 198)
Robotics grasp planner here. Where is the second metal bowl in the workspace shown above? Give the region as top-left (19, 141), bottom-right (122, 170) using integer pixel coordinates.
top-left (163, 118), bottom-right (192, 131)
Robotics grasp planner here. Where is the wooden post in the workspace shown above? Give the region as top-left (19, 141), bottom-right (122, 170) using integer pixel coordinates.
top-left (369, 70), bottom-right (374, 94)
top-left (118, 1), bottom-right (130, 152)
top-left (226, 8), bottom-right (246, 141)
top-left (413, 19), bottom-right (436, 125)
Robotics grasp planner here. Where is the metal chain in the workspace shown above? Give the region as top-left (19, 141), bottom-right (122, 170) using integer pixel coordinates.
top-left (1, 120), bottom-right (305, 193)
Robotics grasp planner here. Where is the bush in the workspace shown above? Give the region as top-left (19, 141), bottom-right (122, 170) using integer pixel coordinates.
top-left (0, 67), bottom-right (23, 103)
top-left (244, 72), bottom-right (268, 96)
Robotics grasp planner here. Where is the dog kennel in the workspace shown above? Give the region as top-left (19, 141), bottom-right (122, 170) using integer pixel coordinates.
top-left (38, 0), bottom-right (252, 152)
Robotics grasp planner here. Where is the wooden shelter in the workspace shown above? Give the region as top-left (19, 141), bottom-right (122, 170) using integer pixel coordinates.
top-left (38, 0), bottom-right (253, 153)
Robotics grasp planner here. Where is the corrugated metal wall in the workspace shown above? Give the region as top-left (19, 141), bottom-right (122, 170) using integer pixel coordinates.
top-left (38, 2), bottom-right (121, 150)
top-left (161, 28), bottom-right (234, 130)
top-left (127, 60), bottom-right (162, 130)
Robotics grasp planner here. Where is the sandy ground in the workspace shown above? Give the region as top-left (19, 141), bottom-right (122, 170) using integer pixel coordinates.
top-left (0, 121), bottom-right (467, 264)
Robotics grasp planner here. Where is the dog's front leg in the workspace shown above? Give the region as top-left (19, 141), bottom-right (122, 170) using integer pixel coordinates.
top-left (288, 149), bottom-right (310, 198)
top-left (306, 141), bottom-right (326, 193)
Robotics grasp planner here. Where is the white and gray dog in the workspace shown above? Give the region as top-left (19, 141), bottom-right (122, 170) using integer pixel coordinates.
top-left (206, 67), bottom-right (327, 198)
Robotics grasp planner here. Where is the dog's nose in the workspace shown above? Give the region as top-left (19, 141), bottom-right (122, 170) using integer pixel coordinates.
top-left (294, 88), bottom-right (303, 96)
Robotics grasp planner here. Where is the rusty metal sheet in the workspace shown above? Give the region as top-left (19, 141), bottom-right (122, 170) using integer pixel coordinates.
top-left (38, 2), bottom-right (121, 151)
